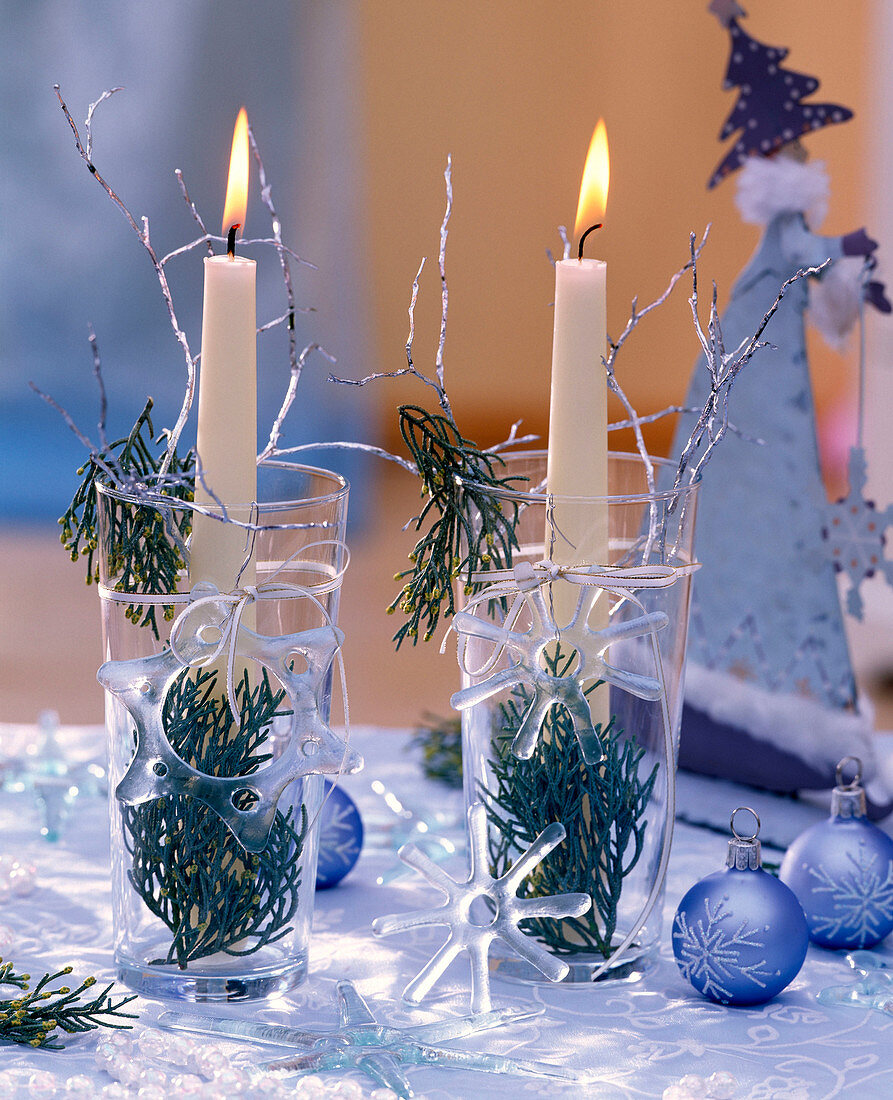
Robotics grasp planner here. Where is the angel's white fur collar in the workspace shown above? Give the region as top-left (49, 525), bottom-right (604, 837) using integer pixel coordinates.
top-left (735, 155), bottom-right (829, 227)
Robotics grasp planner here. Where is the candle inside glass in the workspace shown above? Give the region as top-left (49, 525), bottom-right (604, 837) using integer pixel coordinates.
top-left (189, 108), bottom-right (258, 595)
top-left (545, 120), bottom-right (610, 738)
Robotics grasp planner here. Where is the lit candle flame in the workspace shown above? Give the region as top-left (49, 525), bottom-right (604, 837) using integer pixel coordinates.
top-left (222, 107), bottom-right (249, 240)
top-left (573, 119), bottom-right (609, 242)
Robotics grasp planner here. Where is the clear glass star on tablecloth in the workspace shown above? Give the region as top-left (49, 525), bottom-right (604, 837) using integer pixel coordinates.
top-left (2, 711), bottom-right (107, 842)
top-left (817, 950), bottom-right (893, 1017)
top-left (157, 979), bottom-right (588, 1098)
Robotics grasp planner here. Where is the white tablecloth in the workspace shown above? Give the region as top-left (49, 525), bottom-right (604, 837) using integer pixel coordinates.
top-left (0, 723), bottom-right (890, 1099)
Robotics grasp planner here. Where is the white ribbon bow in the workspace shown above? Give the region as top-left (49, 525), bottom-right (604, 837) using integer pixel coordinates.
top-left (445, 556), bottom-right (700, 679)
top-left (100, 540), bottom-right (350, 724)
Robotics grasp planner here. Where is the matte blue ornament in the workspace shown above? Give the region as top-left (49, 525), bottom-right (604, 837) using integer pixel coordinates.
top-left (673, 807), bottom-right (808, 1006)
top-left (315, 780), bottom-right (363, 890)
top-left (780, 757), bottom-right (893, 949)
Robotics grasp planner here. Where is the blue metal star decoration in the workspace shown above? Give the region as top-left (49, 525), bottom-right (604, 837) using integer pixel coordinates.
top-left (823, 446), bottom-right (893, 619)
top-left (373, 802), bottom-right (591, 1014)
top-left (157, 979), bottom-right (588, 1098)
top-left (450, 565), bottom-right (668, 764)
top-left (97, 593), bottom-right (362, 853)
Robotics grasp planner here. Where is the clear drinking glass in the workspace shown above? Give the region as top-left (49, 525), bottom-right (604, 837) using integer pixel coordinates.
top-left (456, 450), bottom-right (698, 985)
top-left (96, 462), bottom-right (350, 1001)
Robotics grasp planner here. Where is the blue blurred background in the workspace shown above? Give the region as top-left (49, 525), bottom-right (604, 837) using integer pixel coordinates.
top-left (1, 1), bottom-right (372, 526)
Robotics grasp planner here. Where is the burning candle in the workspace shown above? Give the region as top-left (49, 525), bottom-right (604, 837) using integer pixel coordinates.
top-left (546, 120), bottom-right (610, 742)
top-left (189, 108), bottom-right (258, 592)
top-left (546, 119), bottom-right (610, 591)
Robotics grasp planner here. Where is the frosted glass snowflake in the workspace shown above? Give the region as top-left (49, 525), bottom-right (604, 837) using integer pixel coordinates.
top-left (819, 952), bottom-right (893, 1017)
top-left (372, 802), bottom-right (591, 1013)
top-left (808, 845), bottom-right (893, 947)
top-left (97, 593), bottom-right (362, 853)
top-left (160, 980), bottom-right (587, 1096)
top-left (823, 446), bottom-right (893, 619)
top-left (450, 567), bottom-right (668, 764)
top-left (672, 896), bottom-right (773, 1004)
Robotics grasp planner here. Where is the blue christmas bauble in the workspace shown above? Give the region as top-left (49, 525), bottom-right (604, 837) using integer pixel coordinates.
top-left (315, 781), bottom-right (363, 890)
top-left (780, 766), bottom-right (893, 950)
top-left (672, 809), bottom-right (808, 1006)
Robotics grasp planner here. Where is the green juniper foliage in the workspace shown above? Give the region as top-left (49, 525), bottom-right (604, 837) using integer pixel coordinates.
top-left (124, 666), bottom-right (306, 969)
top-left (59, 398), bottom-right (194, 638)
top-left (483, 649), bottom-right (658, 958)
top-left (389, 405), bottom-right (523, 647)
top-left (411, 714), bottom-right (463, 788)
top-left (0, 960), bottom-right (136, 1050)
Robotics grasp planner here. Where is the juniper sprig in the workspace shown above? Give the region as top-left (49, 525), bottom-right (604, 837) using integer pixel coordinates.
top-left (482, 648), bottom-right (658, 958)
top-left (389, 405), bottom-right (523, 647)
top-left (124, 666), bottom-right (305, 969)
top-left (410, 713), bottom-right (463, 788)
top-left (0, 961), bottom-right (137, 1050)
top-left (59, 398), bottom-right (194, 638)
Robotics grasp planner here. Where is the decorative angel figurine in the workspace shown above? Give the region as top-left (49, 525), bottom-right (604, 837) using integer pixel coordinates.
top-left (674, 3), bottom-right (892, 812)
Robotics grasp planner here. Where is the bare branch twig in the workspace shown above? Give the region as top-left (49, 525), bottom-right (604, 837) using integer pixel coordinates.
top-left (259, 343), bottom-right (337, 462)
top-left (54, 85), bottom-right (196, 473)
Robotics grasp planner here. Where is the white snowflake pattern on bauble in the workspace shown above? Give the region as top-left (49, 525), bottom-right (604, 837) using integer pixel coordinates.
top-left (781, 756), bottom-right (893, 948)
top-left (673, 808), bottom-right (808, 1005)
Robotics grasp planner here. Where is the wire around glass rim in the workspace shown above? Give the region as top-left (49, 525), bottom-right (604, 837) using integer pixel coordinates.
top-left (454, 449), bottom-right (701, 506)
top-left (95, 459), bottom-right (349, 531)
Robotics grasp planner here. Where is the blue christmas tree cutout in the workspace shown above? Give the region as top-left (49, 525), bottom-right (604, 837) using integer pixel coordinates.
top-left (823, 446), bottom-right (893, 619)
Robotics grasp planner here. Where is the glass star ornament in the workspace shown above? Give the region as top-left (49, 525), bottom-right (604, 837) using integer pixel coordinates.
top-left (450, 562), bottom-right (668, 764)
top-left (156, 979), bottom-right (587, 1098)
top-left (367, 777), bottom-right (459, 886)
top-left (372, 801), bottom-right (591, 1013)
top-left (817, 951), bottom-right (893, 1016)
top-left (673, 807), bottom-right (808, 1006)
top-left (97, 591), bottom-right (362, 854)
top-left (822, 446), bottom-right (893, 619)
top-left (780, 756), bottom-right (893, 949)
top-left (2, 710), bottom-right (107, 842)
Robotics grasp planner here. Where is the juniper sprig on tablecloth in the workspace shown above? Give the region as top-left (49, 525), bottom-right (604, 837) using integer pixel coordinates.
top-left (0, 961), bottom-right (136, 1050)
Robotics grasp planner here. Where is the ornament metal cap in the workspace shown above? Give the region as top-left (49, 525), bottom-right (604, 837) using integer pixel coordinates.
top-left (831, 755), bottom-right (867, 819)
top-left (727, 806), bottom-right (762, 870)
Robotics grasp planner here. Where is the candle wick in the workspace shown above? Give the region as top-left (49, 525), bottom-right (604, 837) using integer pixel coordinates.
top-left (226, 223), bottom-right (241, 258)
top-left (577, 223), bottom-right (603, 261)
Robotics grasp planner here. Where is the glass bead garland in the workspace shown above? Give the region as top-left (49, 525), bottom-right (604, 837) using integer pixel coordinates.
top-left (662, 1071), bottom-right (738, 1100)
top-left (87, 1027), bottom-right (404, 1099)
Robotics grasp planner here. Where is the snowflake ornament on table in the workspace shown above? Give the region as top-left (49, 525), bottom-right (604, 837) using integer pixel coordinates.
top-left (450, 561), bottom-right (670, 765)
top-left (818, 951), bottom-right (893, 1018)
top-left (157, 979), bottom-right (587, 1098)
top-left (673, 808), bottom-right (808, 1005)
top-left (372, 801), bottom-right (591, 1013)
top-left (780, 757), bottom-right (893, 948)
top-left (822, 446), bottom-right (893, 619)
top-left (97, 587), bottom-right (362, 854)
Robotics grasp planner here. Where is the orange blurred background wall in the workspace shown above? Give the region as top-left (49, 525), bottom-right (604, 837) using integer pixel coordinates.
top-left (358, 0), bottom-right (870, 476)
